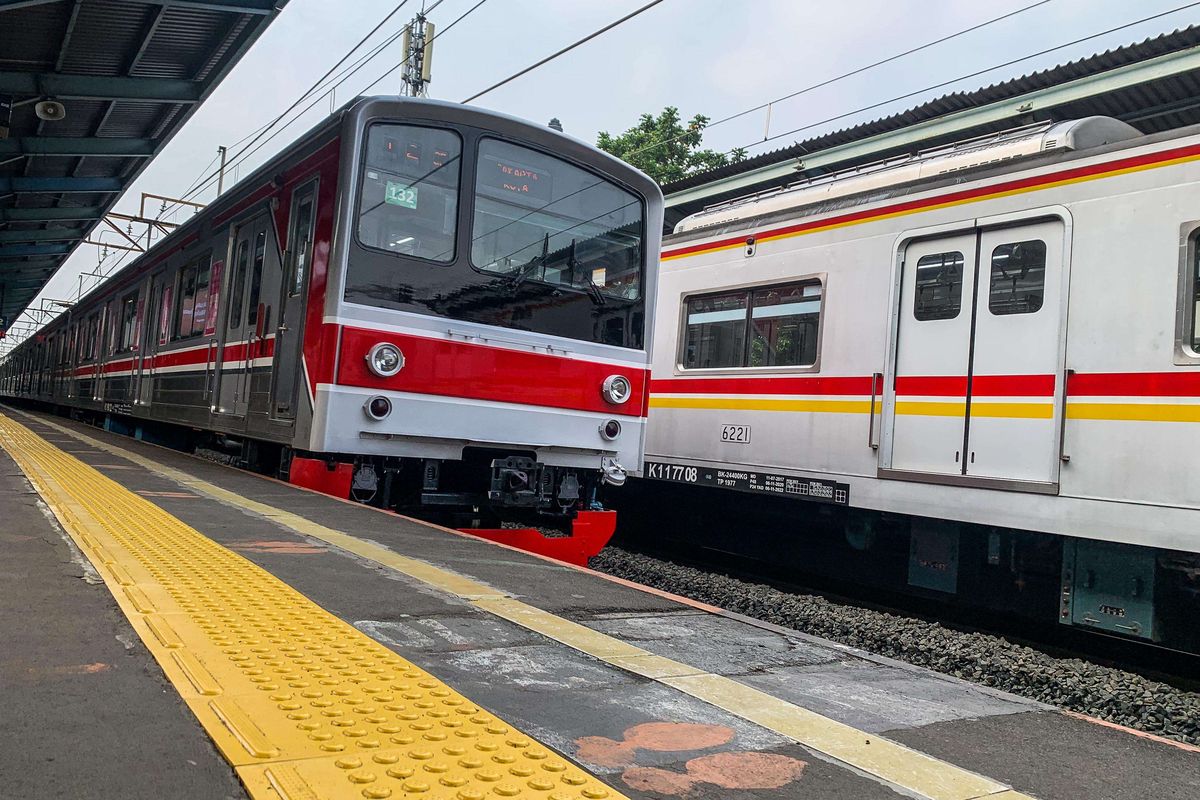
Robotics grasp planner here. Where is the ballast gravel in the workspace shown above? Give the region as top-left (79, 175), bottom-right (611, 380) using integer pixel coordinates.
top-left (589, 546), bottom-right (1200, 746)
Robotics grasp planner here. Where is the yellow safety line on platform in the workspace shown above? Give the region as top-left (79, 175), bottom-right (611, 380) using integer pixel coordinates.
top-left (0, 411), bottom-right (626, 800)
top-left (12, 409), bottom-right (1039, 800)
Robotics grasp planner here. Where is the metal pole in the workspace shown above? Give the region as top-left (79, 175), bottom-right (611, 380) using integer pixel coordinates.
top-left (217, 145), bottom-right (228, 195)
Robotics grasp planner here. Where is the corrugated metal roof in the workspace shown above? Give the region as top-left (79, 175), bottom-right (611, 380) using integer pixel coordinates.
top-left (664, 25), bottom-right (1200, 200)
top-left (0, 0), bottom-right (287, 334)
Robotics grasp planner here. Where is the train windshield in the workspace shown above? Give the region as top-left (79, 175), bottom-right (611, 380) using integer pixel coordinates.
top-left (356, 124), bottom-right (462, 262)
top-left (470, 138), bottom-right (643, 301)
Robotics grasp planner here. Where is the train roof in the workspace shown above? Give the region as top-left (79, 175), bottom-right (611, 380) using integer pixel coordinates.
top-left (673, 116), bottom-right (1143, 236)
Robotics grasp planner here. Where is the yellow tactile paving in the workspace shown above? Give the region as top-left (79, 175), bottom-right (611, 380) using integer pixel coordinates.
top-left (0, 411), bottom-right (626, 800)
top-left (9, 408), bottom-right (1042, 800)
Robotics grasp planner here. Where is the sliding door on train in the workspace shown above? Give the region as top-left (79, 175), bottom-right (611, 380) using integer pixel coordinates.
top-left (885, 220), bottom-right (1066, 486)
top-left (268, 179), bottom-right (317, 421)
top-left (215, 218), bottom-right (263, 418)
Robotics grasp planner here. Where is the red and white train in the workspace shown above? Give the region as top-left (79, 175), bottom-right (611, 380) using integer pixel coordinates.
top-left (1, 97), bottom-right (663, 540)
top-left (629, 116), bottom-right (1200, 653)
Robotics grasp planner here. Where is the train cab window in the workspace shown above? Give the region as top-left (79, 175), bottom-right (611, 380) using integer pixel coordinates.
top-left (913, 252), bottom-right (964, 320)
top-left (118, 291), bottom-right (138, 351)
top-left (356, 124), bottom-right (460, 262)
top-left (989, 240), bottom-right (1046, 315)
top-left (682, 280), bottom-right (822, 369)
top-left (471, 138), bottom-right (644, 301)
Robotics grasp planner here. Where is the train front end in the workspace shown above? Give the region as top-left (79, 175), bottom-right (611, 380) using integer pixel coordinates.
top-left (310, 98), bottom-right (662, 533)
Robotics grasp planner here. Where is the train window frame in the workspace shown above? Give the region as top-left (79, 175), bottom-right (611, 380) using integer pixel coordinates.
top-left (354, 122), bottom-right (463, 265)
top-left (913, 251), bottom-right (965, 321)
top-left (1176, 222), bottom-right (1200, 364)
top-left (676, 275), bottom-right (826, 374)
top-left (286, 178), bottom-right (319, 298)
top-left (247, 231), bottom-right (266, 328)
top-left (988, 239), bottom-right (1046, 316)
top-left (468, 135), bottom-right (646, 303)
top-left (173, 254), bottom-right (213, 341)
top-left (117, 290), bottom-right (139, 352)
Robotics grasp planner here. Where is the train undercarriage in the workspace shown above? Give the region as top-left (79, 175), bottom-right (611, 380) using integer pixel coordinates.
top-left (612, 478), bottom-right (1200, 658)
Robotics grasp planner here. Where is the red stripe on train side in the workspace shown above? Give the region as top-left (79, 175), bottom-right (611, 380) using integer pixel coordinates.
top-left (1068, 371), bottom-right (1200, 397)
top-left (895, 374), bottom-right (1056, 397)
top-left (662, 140), bottom-right (1200, 261)
top-left (336, 328), bottom-right (649, 417)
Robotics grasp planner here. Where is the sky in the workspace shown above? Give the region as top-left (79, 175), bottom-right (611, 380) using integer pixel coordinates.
top-left (9, 0), bottom-right (1200, 347)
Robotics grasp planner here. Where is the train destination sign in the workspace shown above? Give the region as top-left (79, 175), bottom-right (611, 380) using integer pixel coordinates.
top-left (478, 154), bottom-right (553, 203)
top-left (644, 460), bottom-right (849, 506)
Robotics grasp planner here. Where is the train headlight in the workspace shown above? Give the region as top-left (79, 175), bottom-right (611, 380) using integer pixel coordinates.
top-left (599, 419), bottom-right (622, 441)
top-left (364, 395), bottom-right (392, 420)
top-left (366, 342), bottom-right (404, 377)
top-left (601, 374), bottom-right (632, 405)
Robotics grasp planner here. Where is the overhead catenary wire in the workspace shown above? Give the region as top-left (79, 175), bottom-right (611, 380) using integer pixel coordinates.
top-left (180, 0), bottom-right (492, 208)
top-left (461, 0), bottom-right (667, 104)
top-left (622, 0), bottom-right (1054, 163)
top-left (172, 0), bottom-right (417, 208)
top-left (729, 1), bottom-right (1200, 159)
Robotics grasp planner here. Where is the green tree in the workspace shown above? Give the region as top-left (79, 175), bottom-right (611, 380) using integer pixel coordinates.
top-left (597, 107), bottom-right (745, 185)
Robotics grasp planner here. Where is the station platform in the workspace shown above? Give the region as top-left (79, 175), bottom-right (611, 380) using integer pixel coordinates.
top-left (1, 405), bottom-right (1196, 800)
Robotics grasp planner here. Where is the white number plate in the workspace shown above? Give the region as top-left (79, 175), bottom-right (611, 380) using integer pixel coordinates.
top-left (721, 424), bottom-right (751, 443)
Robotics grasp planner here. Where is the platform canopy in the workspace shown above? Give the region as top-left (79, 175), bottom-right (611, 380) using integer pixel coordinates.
top-left (0, 0), bottom-right (288, 334)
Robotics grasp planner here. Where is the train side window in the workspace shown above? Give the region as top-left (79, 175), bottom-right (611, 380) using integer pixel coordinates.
top-left (989, 240), bottom-right (1046, 315)
top-left (228, 238), bottom-right (250, 331)
top-left (749, 283), bottom-right (821, 367)
top-left (682, 279), bottom-right (822, 369)
top-left (175, 263), bottom-right (197, 339)
top-left (288, 184), bottom-right (317, 296)
top-left (683, 291), bottom-right (748, 369)
top-left (913, 251), bottom-right (964, 321)
top-left (247, 231), bottom-right (266, 327)
top-left (118, 291), bottom-right (138, 351)
top-left (1191, 236), bottom-right (1200, 353)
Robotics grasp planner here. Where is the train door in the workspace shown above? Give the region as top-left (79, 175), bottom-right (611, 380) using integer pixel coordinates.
top-left (888, 233), bottom-right (978, 475)
top-left (965, 222), bottom-right (1064, 482)
top-left (215, 221), bottom-right (257, 417)
top-left (246, 216), bottom-right (282, 418)
top-left (885, 220), bottom-right (1066, 486)
top-left (270, 180), bottom-right (317, 420)
top-left (136, 274), bottom-right (163, 406)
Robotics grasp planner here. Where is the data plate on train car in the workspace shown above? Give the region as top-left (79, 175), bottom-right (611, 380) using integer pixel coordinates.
top-left (645, 461), bottom-right (849, 506)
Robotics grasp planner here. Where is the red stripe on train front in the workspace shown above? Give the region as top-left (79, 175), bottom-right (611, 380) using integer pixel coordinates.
top-left (336, 328), bottom-right (649, 417)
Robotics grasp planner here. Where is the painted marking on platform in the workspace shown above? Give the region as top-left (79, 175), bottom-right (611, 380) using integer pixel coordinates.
top-left (0, 411), bottom-right (627, 800)
top-left (12, 409), bottom-right (1045, 800)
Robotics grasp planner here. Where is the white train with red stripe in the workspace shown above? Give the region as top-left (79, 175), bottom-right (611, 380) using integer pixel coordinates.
top-left (628, 117), bottom-right (1200, 653)
top-left (1, 97), bottom-right (663, 554)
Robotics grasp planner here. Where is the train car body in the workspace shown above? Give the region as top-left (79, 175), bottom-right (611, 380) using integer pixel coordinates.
top-left (638, 117), bottom-right (1200, 652)
top-left (1, 97), bottom-right (663, 527)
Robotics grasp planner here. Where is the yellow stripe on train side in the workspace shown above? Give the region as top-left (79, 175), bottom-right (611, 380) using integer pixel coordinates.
top-left (1066, 402), bottom-right (1200, 422)
top-left (648, 396), bottom-right (872, 414)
